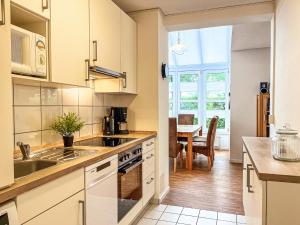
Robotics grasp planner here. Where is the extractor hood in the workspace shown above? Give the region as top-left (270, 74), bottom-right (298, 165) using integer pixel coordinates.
top-left (88, 65), bottom-right (126, 80)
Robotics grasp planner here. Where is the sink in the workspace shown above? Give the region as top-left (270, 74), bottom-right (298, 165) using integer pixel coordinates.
top-left (14, 160), bottom-right (58, 179)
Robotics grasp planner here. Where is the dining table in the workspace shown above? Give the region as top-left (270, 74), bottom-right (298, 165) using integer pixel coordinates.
top-left (177, 125), bottom-right (202, 170)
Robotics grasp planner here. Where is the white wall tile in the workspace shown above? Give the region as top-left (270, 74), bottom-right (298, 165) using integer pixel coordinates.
top-left (41, 87), bottom-right (62, 105)
top-left (63, 106), bottom-right (79, 115)
top-left (14, 84), bottom-right (40, 106)
top-left (14, 106), bottom-right (41, 133)
top-left (62, 88), bottom-right (78, 105)
top-left (15, 131), bottom-right (42, 149)
top-left (42, 106), bottom-right (62, 130)
top-left (79, 88), bottom-right (93, 106)
top-left (80, 125), bottom-right (93, 137)
top-left (42, 130), bottom-right (62, 145)
top-left (93, 107), bottom-right (107, 124)
top-left (79, 107), bottom-right (93, 124)
top-left (93, 123), bottom-right (102, 135)
top-left (93, 93), bottom-right (104, 106)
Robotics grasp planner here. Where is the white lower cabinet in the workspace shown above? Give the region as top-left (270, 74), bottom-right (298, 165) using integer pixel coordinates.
top-left (243, 146), bottom-right (300, 225)
top-left (23, 191), bottom-right (84, 225)
top-left (142, 139), bottom-right (155, 206)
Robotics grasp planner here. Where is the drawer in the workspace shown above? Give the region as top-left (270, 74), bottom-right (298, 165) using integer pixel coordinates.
top-left (143, 172), bottom-right (155, 206)
top-left (143, 149), bottom-right (155, 179)
top-left (17, 169), bottom-right (84, 224)
top-left (142, 138), bottom-right (155, 153)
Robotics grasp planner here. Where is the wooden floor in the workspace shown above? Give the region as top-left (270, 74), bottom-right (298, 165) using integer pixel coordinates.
top-left (162, 150), bottom-right (244, 215)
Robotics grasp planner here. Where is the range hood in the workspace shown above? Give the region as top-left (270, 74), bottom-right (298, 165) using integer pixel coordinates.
top-left (88, 65), bottom-right (126, 80)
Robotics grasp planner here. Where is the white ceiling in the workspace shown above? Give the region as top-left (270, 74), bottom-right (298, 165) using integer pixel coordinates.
top-left (112, 0), bottom-right (272, 15)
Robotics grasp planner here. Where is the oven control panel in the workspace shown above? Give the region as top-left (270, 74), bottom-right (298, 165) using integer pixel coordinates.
top-left (118, 144), bottom-right (142, 166)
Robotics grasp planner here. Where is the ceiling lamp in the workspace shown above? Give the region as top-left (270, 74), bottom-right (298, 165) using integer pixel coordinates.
top-left (170, 31), bottom-right (187, 55)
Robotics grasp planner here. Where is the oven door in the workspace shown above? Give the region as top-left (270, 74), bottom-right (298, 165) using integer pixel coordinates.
top-left (118, 158), bottom-right (143, 222)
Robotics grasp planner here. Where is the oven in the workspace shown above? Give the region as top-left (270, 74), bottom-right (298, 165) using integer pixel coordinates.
top-left (118, 144), bottom-right (143, 222)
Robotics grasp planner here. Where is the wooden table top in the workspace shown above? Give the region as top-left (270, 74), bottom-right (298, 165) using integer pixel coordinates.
top-left (177, 125), bottom-right (201, 133)
top-left (243, 137), bottom-right (300, 183)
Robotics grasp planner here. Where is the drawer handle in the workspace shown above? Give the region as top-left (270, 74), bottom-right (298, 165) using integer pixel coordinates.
top-left (146, 142), bottom-right (154, 147)
top-left (246, 164), bottom-right (254, 193)
top-left (0, 0), bottom-right (5, 25)
top-left (147, 177), bottom-right (154, 184)
top-left (42, 0), bottom-right (49, 10)
top-left (79, 200), bottom-right (86, 225)
top-left (146, 154), bottom-right (154, 160)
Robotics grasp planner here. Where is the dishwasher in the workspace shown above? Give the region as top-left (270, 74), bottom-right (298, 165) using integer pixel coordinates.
top-left (85, 155), bottom-right (118, 225)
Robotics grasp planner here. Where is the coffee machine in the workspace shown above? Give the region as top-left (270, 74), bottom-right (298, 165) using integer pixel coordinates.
top-left (111, 107), bottom-right (129, 134)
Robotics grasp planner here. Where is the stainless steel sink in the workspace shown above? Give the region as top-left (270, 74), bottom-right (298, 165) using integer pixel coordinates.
top-left (14, 160), bottom-right (58, 179)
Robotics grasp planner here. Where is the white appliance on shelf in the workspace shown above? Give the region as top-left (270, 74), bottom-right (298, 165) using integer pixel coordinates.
top-left (85, 155), bottom-right (118, 225)
top-left (0, 201), bottom-right (19, 225)
top-left (11, 25), bottom-right (47, 77)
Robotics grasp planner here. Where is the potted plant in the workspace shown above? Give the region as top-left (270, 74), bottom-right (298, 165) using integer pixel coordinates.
top-left (50, 112), bottom-right (85, 147)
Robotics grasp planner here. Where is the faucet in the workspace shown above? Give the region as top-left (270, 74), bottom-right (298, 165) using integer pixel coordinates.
top-left (16, 142), bottom-right (31, 160)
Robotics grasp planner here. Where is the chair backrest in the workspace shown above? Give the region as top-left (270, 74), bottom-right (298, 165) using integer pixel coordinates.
top-left (178, 114), bottom-right (194, 125)
top-left (169, 118), bottom-right (178, 158)
top-left (206, 116), bottom-right (219, 150)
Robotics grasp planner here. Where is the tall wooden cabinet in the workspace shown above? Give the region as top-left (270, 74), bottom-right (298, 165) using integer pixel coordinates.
top-left (50, 0), bottom-right (89, 87)
top-left (257, 94), bottom-right (270, 137)
top-left (0, 0), bottom-right (14, 189)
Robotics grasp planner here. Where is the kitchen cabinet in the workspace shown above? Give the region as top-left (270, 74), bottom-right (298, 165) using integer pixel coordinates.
top-left (120, 10), bottom-right (137, 94)
top-left (142, 138), bottom-right (155, 206)
top-left (17, 169), bottom-right (84, 224)
top-left (50, 0), bottom-right (89, 87)
top-left (0, 0), bottom-right (14, 190)
top-left (89, 0), bottom-right (121, 72)
top-left (23, 191), bottom-right (84, 225)
top-left (94, 6), bottom-right (137, 94)
top-left (11, 0), bottom-right (50, 19)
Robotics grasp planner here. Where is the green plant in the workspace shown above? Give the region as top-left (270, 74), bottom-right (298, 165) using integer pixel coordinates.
top-left (50, 112), bottom-right (84, 137)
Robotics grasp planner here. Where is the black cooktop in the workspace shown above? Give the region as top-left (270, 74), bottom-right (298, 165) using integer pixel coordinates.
top-left (74, 137), bottom-right (136, 147)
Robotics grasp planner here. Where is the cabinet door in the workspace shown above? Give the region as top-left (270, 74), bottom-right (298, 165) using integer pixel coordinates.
top-left (11, 0), bottom-right (50, 18)
top-left (23, 191), bottom-right (85, 225)
top-left (143, 173), bottom-right (155, 206)
top-left (50, 0), bottom-right (89, 87)
top-left (0, 0), bottom-right (14, 189)
top-left (120, 11), bottom-right (137, 94)
top-left (90, 0), bottom-right (121, 72)
top-left (243, 149), bottom-right (266, 225)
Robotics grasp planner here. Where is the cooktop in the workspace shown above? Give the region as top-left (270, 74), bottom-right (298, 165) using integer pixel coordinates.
top-left (74, 137), bottom-right (136, 147)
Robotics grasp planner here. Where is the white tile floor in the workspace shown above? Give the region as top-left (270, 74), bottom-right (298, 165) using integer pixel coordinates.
top-left (137, 204), bottom-right (246, 225)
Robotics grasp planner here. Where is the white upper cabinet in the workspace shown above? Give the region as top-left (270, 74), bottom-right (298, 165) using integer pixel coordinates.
top-left (120, 11), bottom-right (137, 94)
top-left (50, 0), bottom-right (89, 87)
top-left (11, 0), bottom-right (50, 18)
top-left (90, 0), bottom-right (121, 72)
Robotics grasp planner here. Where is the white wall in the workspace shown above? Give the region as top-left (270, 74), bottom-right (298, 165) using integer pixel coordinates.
top-left (130, 9), bottom-right (169, 201)
top-left (230, 22), bottom-right (271, 162)
top-left (274, 0), bottom-right (300, 131)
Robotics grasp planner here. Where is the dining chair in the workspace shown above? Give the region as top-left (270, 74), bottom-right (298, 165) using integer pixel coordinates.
top-left (169, 118), bottom-right (183, 173)
top-left (185, 116), bottom-right (218, 171)
top-left (178, 114), bottom-right (194, 125)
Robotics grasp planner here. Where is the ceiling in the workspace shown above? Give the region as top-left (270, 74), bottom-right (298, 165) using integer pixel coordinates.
top-left (112, 0), bottom-right (272, 15)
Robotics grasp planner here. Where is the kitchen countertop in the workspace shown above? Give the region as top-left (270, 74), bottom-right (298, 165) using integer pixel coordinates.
top-left (243, 137), bottom-right (300, 183)
top-left (0, 131), bottom-right (156, 204)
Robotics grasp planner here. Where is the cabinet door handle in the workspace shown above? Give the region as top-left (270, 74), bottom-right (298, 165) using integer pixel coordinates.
top-left (243, 152), bottom-right (246, 170)
top-left (146, 142), bottom-right (154, 147)
top-left (146, 154), bottom-right (154, 160)
top-left (147, 177), bottom-right (154, 184)
top-left (42, 0), bottom-right (49, 10)
top-left (92, 40), bottom-right (97, 62)
top-left (0, 0), bottom-right (5, 25)
top-left (79, 200), bottom-right (86, 225)
top-left (246, 164), bottom-right (254, 193)
top-left (122, 72), bottom-right (127, 89)
top-left (85, 59), bottom-right (90, 81)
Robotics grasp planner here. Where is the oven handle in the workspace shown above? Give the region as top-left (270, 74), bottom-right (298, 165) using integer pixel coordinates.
top-left (119, 159), bottom-right (144, 174)
top-left (87, 171), bottom-right (117, 189)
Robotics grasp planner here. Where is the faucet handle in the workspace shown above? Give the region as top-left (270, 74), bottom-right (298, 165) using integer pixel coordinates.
top-left (17, 142), bottom-right (31, 160)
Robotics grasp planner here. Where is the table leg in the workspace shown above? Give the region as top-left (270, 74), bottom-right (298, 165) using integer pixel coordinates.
top-left (187, 135), bottom-right (193, 170)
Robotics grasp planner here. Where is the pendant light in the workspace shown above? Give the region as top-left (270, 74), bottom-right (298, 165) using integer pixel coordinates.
top-left (170, 31), bottom-right (187, 55)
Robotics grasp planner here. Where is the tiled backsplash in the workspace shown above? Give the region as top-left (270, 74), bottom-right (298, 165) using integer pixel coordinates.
top-left (13, 83), bottom-right (131, 150)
